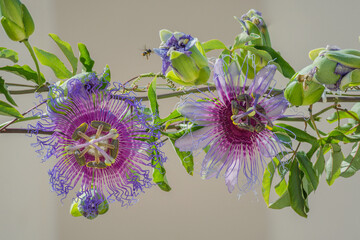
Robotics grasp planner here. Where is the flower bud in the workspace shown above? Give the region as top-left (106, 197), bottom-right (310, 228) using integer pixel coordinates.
top-left (0, 0), bottom-right (34, 42)
top-left (309, 46), bottom-right (360, 90)
top-left (154, 30), bottom-right (210, 86)
top-left (70, 190), bottom-right (109, 220)
top-left (284, 65), bottom-right (325, 106)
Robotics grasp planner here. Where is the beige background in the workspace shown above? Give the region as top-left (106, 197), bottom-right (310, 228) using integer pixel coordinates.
top-left (1, 0), bottom-right (360, 239)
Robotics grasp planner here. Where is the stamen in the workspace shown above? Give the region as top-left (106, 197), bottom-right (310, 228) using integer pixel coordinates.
top-left (79, 146), bottom-right (91, 158)
top-left (95, 124), bottom-right (103, 139)
top-left (77, 131), bottom-right (91, 141)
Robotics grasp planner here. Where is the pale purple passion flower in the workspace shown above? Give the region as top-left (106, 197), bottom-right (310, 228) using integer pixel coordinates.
top-left (175, 59), bottom-right (289, 193)
top-left (154, 33), bottom-right (197, 74)
top-left (30, 81), bottom-right (165, 206)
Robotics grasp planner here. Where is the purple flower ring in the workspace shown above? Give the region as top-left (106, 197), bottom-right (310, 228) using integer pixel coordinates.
top-left (175, 59), bottom-right (289, 193)
top-left (31, 80), bottom-right (163, 206)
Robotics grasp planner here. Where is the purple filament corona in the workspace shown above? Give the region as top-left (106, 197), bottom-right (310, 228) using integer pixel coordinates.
top-left (175, 59), bottom-right (289, 193)
top-left (30, 77), bottom-right (165, 206)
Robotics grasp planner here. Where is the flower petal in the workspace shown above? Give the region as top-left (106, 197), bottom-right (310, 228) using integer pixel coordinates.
top-left (175, 126), bottom-right (214, 152)
top-left (249, 64), bottom-right (277, 96)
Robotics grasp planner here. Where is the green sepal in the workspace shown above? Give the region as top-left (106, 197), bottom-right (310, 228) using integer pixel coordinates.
top-left (20, 3), bottom-right (34, 38)
top-left (78, 43), bottom-right (94, 72)
top-left (339, 69), bottom-right (360, 91)
top-left (308, 48), bottom-right (325, 61)
top-left (313, 55), bottom-right (340, 84)
top-left (0, 16), bottom-right (26, 41)
top-left (0, 47), bottom-right (18, 62)
top-left (159, 29), bottom-right (173, 42)
top-left (99, 64), bottom-right (111, 83)
top-left (302, 81), bottom-right (325, 105)
top-left (0, 64), bottom-right (45, 85)
top-left (70, 201), bottom-right (82, 217)
top-left (284, 80), bottom-right (304, 106)
top-left (170, 51), bottom-right (199, 84)
top-left (49, 33), bottom-right (78, 75)
top-left (188, 45), bottom-right (208, 68)
top-left (34, 47), bottom-right (72, 80)
top-left (326, 51), bottom-right (360, 69)
top-left (0, 77), bottom-right (16, 106)
top-left (0, 100), bottom-right (22, 117)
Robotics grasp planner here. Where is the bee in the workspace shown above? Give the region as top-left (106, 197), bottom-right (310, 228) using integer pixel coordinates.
top-left (142, 48), bottom-right (152, 60)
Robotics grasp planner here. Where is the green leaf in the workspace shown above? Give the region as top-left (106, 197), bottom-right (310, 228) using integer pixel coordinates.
top-left (272, 124), bottom-right (317, 144)
top-left (152, 162), bottom-right (171, 192)
top-left (350, 102), bottom-right (360, 124)
top-left (0, 47), bottom-right (18, 63)
top-left (296, 151), bottom-right (319, 191)
top-left (49, 33), bottom-right (78, 75)
top-left (325, 143), bottom-right (344, 185)
top-left (0, 100), bottom-right (23, 118)
top-left (314, 147), bottom-right (326, 178)
top-left (327, 110), bottom-right (359, 123)
top-left (0, 77), bottom-right (16, 106)
top-left (158, 108), bottom-right (181, 125)
top-left (340, 143), bottom-right (360, 178)
top-left (252, 45), bottom-right (296, 79)
top-left (78, 43), bottom-right (94, 72)
top-left (288, 158), bottom-right (307, 218)
top-left (0, 114), bottom-right (44, 128)
top-left (147, 77), bottom-right (159, 116)
top-left (275, 132), bottom-right (292, 149)
top-left (274, 178), bottom-right (287, 196)
top-left (269, 191), bottom-right (290, 209)
top-left (0, 64), bottom-right (45, 85)
top-left (233, 32), bottom-right (260, 50)
top-left (202, 39), bottom-right (227, 52)
top-left (325, 130), bottom-right (360, 144)
top-left (34, 47), bottom-right (72, 79)
top-left (169, 138), bottom-right (194, 175)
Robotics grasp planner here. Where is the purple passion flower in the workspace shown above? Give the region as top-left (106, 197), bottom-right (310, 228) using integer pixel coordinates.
top-left (175, 59), bottom-right (289, 193)
top-left (154, 30), bottom-right (197, 75)
top-left (31, 79), bottom-right (164, 206)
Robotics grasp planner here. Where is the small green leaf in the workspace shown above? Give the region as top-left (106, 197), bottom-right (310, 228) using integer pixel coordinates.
top-left (34, 47), bottom-right (72, 79)
top-left (288, 158), bottom-right (307, 218)
top-left (325, 143), bottom-right (344, 185)
top-left (0, 77), bottom-right (16, 106)
top-left (325, 130), bottom-right (360, 144)
top-left (152, 162), bottom-right (171, 192)
top-left (275, 132), bottom-right (292, 149)
top-left (49, 33), bottom-right (78, 75)
top-left (269, 191), bottom-right (290, 209)
top-left (273, 124), bottom-right (317, 144)
top-left (327, 110), bottom-right (359, 123)
top-left (274, 178), bottom-right (287, 196)
top-left (78, 43), bottom-right (95, 72)
top-left (233, 32), bottom-right (260, 50)
top-left (296, 151), bottom-right (319, 191)
top-left (340, 143), bottom-right (360, 178)
top-left (170, 138), bottom-right (194, 175)
top-left (253, 45), bottom-right (296, 79)
top-left (0, 100), bottom-right (23, 118)
top-left (0, 114), bottom-right (44, 128)
top-left (202, 39), bottom-right (227, 52)
top-left (0, 64), bottom-right (45, 85)
top-left (147, 77), bottom-right (159, 116)
top-left (314, 147), bottom-right (326, 178)
top-left (0, 47), bottom-right (18, 63)
top-left (158, 109), bottom-right (182, 125)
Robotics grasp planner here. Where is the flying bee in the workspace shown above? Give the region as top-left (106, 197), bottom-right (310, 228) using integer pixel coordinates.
top-left (142, 48), bottom-right (152, 60)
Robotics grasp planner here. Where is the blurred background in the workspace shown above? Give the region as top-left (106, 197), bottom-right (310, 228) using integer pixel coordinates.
top-left (1, 0), bottom-right (360, 239)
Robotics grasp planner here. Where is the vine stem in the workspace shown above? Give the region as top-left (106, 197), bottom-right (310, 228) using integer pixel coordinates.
top-left (22, 40), bottom-right (42, 86)
top-left (0, 100), bottom-right (46, 132)
top-left (0, 128), bottom-right (53, 135)
top-left (309, 105), bottom-right (322, 139)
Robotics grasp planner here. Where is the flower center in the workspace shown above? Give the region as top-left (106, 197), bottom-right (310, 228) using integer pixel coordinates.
top-left (230, 94), bottom-right (272, 132)
top-left (65, 121), bottom-right (120, 168)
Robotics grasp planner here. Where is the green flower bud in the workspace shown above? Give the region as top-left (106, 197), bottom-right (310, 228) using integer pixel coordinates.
top-left (154, 30), bottom-right (210, 86)
top-left (284, 65), bottom-right (325, 106)
top-left (70, 190), bottom-right (109, 220)
top-left (0, 0), bottom-right (34, 42)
